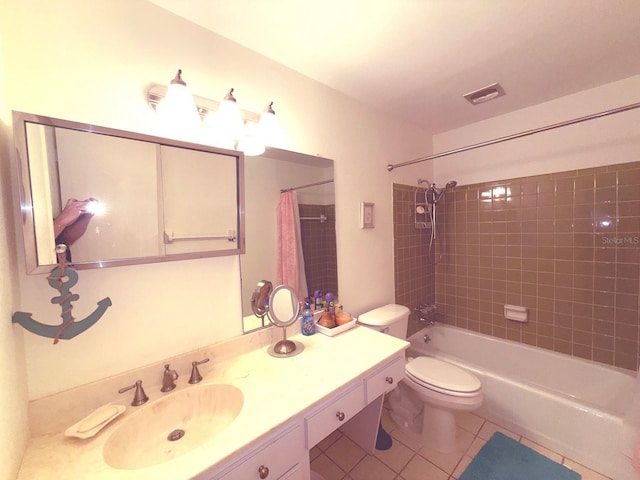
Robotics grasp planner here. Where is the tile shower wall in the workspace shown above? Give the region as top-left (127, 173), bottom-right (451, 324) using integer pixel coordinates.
top-left (299, 204), bottom-right (338, 299)
top-left (432, 161), bottom-right (640, 371)
top-left (393, 184), bottom-right (436, 337)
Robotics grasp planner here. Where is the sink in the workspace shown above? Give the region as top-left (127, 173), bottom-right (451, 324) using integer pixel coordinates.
top-left (103, 384), bottom-right (243, 470)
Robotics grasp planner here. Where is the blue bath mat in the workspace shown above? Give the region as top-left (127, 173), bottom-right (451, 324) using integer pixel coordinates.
top-left (459, 432), bottom-right (581, 480)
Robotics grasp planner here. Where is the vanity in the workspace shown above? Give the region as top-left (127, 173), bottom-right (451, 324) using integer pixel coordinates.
top-left (18, 324), bottom-right (408, 479)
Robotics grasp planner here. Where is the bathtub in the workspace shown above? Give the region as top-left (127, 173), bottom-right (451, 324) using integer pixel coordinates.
top-left (407, 324), bottom-right (638, 480)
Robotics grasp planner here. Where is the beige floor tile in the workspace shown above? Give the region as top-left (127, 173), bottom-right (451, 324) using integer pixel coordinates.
top-left (311, 453), bottom-right (346, 480)
top-left (451, 455), bottom-right (473, 480)
top-left (380, 407), bottom-right (396, 433)
top-left (563, 458), bottom-right (613, 480)
top-left (418, 427), bottom-right (474, 474)
top-left (455, 411), bottom-right (484, 435)
top-left (477, 421), bottom-right (520, 441)
top-left (389, 425), bottom-right (424, 452)
top-left (465, 437), bottom-right (487, 458)
top-left (519, 437), bottom-right (563, 463)
top-left (374, 436), bottom-right (415, 473)
top-left (400, 454), bottom-right (449, 480)
top-left (325, 435), bottom-right (367, 473)
top-left (318, 429), bottom-right (344, 451)
top-left (349, 455), bottom-right (397, 480)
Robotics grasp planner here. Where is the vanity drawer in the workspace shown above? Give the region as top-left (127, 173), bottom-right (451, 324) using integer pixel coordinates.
top-left (217, 425), bottom-right (305, 480)
top-left (305, 382), bottom-right (364, 448)
top-left (365, 354), bottom-right (405, 403)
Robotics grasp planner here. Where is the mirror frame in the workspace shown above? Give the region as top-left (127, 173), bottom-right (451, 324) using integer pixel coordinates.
top-left (12, 111), bottom-right (245, 274)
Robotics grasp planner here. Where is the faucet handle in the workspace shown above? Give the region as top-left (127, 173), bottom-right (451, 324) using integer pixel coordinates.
top-left (119, 380), bottom-right (149, 406)
top-left (188, 358), bottom-right (210, 384)
top-left (161, 364), bottom-right (179, 392)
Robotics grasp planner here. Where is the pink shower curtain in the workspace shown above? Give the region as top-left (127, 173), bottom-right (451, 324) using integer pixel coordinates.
top-left (277, 191), bottom-right (308, 301)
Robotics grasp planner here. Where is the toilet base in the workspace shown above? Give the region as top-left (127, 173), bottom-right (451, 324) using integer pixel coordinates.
top-left (421, 403), bottom-right (458, 453)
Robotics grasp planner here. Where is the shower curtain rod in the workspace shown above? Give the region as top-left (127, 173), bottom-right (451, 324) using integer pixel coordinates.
top-left (281, 179), bottom-right (334, 193)
top-left (386, 101), bottom-right (640, 171)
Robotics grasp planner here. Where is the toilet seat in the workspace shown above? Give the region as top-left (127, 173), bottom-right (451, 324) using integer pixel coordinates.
top-left (405, 356), bottom-right (481, 397)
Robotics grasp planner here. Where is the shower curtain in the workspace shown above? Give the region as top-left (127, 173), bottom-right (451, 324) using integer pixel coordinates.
top-left (277, 191), bottom-right (308, 301)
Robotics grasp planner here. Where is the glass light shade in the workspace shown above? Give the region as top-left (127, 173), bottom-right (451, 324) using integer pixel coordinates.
top-left (155, 82), bottom-right (201, 141)
top-left (258, 103), bottom-right (284, 148)
top-left (203, 89), bottom-right (244, 149)
top-left (237, 123), bottom-right (266, 156)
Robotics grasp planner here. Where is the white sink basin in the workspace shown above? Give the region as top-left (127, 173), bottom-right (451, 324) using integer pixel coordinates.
top-left (103, 384), bottom-right (243, 470)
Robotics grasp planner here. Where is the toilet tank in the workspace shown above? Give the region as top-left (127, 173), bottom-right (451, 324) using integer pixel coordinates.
top-left (358, 304), bottom-right (410, 339)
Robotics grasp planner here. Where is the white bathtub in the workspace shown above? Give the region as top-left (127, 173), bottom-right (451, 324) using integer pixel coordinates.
top-left (407, 324), bottom-right (638, 480)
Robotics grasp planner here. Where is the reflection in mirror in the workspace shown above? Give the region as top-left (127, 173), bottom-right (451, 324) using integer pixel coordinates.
top-left (241, 148), bottom-right (336, 333)
top-left (13, 111), bottom-right (244, 273)
top-left (250, 280), bottom-right (273, 319)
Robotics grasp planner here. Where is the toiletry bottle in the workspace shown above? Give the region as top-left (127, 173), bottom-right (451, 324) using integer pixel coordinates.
top-left (314, 290), bottom-right (323, 310)
top-left (301, 301), bottom-right (315, 336)
top-left (325, 292), bottom-right (336, 324)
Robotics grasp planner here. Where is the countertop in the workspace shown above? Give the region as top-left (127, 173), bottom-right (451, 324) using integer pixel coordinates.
top-left (17, 325), bottom-right (408, 479)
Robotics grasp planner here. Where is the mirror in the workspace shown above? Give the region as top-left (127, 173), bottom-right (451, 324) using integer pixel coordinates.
top-left (241, 148), bottom-right (336, 333)
top-left (13, 111), bottom-right (245, 273)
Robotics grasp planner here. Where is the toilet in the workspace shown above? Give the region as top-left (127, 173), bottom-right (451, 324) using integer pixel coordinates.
top-left (358, 304), bottom-right (483, 453)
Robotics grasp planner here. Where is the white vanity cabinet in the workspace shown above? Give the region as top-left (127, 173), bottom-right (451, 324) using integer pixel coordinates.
top-left (364, 354), bottom-right (405, 403)
top-left (205, 422), bottom-right (309, 480)
top-left (305, 382), bottom-right (365, 448)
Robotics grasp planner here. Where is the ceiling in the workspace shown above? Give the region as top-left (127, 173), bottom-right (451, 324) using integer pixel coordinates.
top-left (148, 0), bottom-right (640, 134)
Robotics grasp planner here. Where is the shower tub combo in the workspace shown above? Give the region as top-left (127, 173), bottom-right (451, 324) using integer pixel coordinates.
top-left (407, 324), bottom-right (637, 480)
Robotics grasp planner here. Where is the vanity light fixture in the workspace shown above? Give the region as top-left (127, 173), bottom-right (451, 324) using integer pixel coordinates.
top-left (147, 72), bottom-right (285, 155)
top-left (154, 70), bottom-right (201, 140)
top-left (258, 101), bottom-right (284, 148)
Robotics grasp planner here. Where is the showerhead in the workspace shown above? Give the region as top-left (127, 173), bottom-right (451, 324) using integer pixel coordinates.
top-left (446, 180), bottom-right (457, 188)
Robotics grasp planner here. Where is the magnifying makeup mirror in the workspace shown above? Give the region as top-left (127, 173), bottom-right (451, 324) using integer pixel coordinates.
top-left (250, 281), bottom-right (304, 357)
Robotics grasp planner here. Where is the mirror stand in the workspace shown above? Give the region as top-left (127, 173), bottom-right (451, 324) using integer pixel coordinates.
top-left (251, 281), bottom-right (304, 358)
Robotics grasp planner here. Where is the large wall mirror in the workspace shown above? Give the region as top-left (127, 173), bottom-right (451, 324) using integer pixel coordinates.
top-left (13, 111), bottom-right (244, 274)
top-left (241, 148), bottom-right (336, 332)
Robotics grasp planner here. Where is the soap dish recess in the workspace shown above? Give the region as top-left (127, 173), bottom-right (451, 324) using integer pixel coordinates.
top-left (65, 404), bottom-right (126, 439)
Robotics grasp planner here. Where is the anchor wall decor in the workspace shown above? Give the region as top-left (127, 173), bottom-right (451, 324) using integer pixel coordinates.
top-left (12, 245), bottom-right (112, 344)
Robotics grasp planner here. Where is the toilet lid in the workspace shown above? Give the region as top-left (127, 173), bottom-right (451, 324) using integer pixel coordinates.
top-left (406, 357), bottom-right (481, 393)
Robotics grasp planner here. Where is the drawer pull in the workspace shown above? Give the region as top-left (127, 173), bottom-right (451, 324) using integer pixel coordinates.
top-left (385, 376), bottom-right (394, 384)
top-left (336, 411), bottom-right (345, 421)
top-left (258, 465), bottom-right (269, 479)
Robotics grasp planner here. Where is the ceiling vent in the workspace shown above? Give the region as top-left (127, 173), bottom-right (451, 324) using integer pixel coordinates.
top-left (464, 83), bottom-right (506, 105)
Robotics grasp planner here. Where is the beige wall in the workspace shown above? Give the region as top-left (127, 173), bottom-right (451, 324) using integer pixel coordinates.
top-left (0, 1), bottom-right (429, 475)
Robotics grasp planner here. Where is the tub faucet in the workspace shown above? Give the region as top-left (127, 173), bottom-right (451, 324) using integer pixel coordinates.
top-left (119, 380), bottom-right (149, 406)
top-left (415, 303), bottom-right (437, 325)
top-left (161, 364), bottom-right (179, 392)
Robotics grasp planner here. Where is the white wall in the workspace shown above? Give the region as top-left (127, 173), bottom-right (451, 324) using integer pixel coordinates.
top-left (0, 0), bottom-right (428, 411)
top-left (432, 75), bottom-right (640, 185)
top-left (0, 29), bottom-right (29, 480)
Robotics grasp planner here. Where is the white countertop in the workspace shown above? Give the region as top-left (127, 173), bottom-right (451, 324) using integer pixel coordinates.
top-left (18, 325), bottom-right (408, 479)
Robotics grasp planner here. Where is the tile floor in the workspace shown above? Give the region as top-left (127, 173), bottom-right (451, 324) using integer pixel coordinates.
top-left (309, 408), bottom-right (612, 480)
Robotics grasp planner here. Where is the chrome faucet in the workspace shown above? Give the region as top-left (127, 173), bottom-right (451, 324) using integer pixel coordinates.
top-left (415, 303), bottom-right (437, 325)
top-left (188, 358), bottom-right (210, 384)
top-left (161, 364), bottom-right (179, 392)
top-left (119, 380), bottom-right (149, 406)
